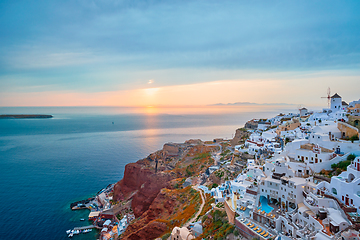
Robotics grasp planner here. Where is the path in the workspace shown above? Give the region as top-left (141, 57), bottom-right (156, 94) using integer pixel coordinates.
top-left (184, 186), bottom-right (205, 227)
top-left (212, 143), bottom-right (222, 165)
top-left (73, 225), bottom-right (95, 230)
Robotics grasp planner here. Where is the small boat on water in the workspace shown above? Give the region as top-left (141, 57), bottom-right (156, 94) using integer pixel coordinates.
top-left (80, 218), bottom-right (85, 221)
top-left (66, 230), bottom-right (71, 234)
top-left (68, 232), bottom-right (73, 238)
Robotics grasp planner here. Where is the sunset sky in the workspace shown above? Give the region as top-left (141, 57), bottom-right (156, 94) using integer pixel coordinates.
top-left (1, 0), bottom-right (359, 107)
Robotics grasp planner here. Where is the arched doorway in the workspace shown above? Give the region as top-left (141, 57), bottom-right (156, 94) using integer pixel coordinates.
top-left (348, 173), bottom-right (355, 182)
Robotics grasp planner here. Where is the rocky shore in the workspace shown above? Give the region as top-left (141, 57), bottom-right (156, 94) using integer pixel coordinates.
top-left (112, 141), bottom-right (219, 239)
top-left (69, 126), bottom-right (260, 240)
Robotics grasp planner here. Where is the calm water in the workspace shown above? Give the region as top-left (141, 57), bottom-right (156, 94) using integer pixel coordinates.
top-left (0, 106), bottom-right (293, 239)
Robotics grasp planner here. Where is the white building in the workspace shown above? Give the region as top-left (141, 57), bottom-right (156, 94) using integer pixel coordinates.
top-left (299, 107), bottom-right (308, 117)
top-left (318, 155), bottom-right (360, 212)
top-left (331, 93), bottom-right (342, 112)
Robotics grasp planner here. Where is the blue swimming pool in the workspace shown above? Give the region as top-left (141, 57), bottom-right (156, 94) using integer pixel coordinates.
top-left (260, 196), bottom-right (273, 213)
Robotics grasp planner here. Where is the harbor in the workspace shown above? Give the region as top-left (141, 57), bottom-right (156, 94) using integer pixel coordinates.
top-left (67, 183), bottom-right (133, 239)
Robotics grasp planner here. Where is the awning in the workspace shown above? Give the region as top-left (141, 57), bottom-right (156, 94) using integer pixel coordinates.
top-left (88, 211), bottom-right (100, 218)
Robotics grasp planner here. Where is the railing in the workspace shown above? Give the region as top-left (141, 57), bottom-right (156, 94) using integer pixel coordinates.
top-left (323, 193), bottom-right (357, 224)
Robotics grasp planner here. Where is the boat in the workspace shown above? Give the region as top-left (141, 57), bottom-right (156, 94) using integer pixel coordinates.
top-left (68, 233), bottom-right (73, 238)
top-left (83, 229), bottom-right (92, 233)
top-left (66, 230), bottom-right (71, 234)
top-left (80, 218), bottom-right (85, 221)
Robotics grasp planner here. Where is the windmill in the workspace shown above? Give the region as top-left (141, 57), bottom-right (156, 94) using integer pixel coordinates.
top-left (321, 87), bottom-right (331, 108)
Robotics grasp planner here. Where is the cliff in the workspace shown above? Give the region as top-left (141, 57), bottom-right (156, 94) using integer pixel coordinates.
top-left (112, 141), bottom-right (218, 239)
top-left (230, 128), bottom-right (249, 146)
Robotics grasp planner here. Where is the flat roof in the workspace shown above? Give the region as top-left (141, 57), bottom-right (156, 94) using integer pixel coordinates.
top-left (289, 177), bottom-right (307, 185)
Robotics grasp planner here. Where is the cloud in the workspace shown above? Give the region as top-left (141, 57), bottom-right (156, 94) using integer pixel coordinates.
top-left (3, 48), bottom-right (102, 69)
top-left (1, 73), bottom-right (359, 107)
top-left (0, 0), bottom-right (359, 105)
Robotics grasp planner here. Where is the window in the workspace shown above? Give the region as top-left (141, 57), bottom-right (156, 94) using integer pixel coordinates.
top-left (351, 199), bottom-right (353, 204)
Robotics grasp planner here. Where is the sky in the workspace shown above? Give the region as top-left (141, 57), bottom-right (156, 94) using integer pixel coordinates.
top-left (0, 0), bottom-right (359, 107)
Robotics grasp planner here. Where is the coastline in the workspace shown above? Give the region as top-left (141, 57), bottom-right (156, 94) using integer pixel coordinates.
top-left (67, 100), bottom-right (360, 240)
top-left (0, 114), bottom-right (53, 119)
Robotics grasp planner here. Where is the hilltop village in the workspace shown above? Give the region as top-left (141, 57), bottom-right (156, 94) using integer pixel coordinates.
top-left (69, 93), bottom-right (360, 240)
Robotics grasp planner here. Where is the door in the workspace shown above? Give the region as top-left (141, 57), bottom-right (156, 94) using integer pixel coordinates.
top-left (345, 197), bottom-right (349, 206)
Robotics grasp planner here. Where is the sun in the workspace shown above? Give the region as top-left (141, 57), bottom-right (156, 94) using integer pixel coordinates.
top-left (148, 79), bottom-right (154, 84)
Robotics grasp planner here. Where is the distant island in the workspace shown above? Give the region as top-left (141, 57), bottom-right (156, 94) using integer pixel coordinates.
top-left (209, 101), bottom-right (296, 106)
top-left (0, 114), bottom-right (53, 119)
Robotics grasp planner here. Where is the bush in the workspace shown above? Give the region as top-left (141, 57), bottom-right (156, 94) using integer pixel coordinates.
top-left (331, 157), bottom-right (353, 171)
top-left (350, 135), bottom-right (359, 143)
top-left (347, 154), bottom-right (356, 161)
top-left (186, 167), bottom-right (192, 177)
top-left (161, 232), bottom-right (171, 240)
top-left (211, 183), bottom-right (218, 189)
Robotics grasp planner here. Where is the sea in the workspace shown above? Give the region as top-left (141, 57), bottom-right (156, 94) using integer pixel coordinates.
top-left (0, 106), bottom-right (294, 239)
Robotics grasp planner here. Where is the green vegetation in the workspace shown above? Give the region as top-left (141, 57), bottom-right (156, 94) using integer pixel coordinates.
top-left (194, 152), bottom-right (211, 160)
top-left (161, 233), bottom-right (171, 240)
top-left (199, 209), bottom-right (234, 240)
top-left (221, 149), bottom-right (231, 156)
top-left (211, 183), bottom-right (218, 189)
top-left (215, 170), bottom-right (224, 178)
top-left (348, 154), bottom-right (357, 161)
top-left (350, 134), bottom-right (359, 143)
top-left (215, 202), bottom-right (224, 208)
top-left (331, 154), bottom-right (356, 172)
top-left (186, 166), bottom-right (193, 177)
